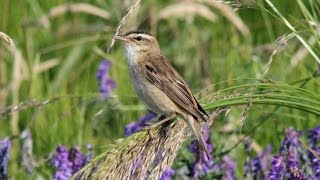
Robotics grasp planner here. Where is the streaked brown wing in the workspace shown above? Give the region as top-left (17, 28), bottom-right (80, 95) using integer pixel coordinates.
top-left (142, 55), bottom-right (208, 121)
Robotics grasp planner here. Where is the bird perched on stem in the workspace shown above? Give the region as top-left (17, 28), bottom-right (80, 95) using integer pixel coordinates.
top-left (114, 30), bottom-right (210, 158)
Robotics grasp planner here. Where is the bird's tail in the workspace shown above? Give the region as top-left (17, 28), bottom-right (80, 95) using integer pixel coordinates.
top-left (184, 115), bottom-right (210, 159)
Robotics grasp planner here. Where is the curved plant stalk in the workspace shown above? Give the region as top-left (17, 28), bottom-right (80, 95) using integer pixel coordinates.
top-left (203, 82), bottom-right (320, 116)
top-left (72, 81), bottom-right (320, 179)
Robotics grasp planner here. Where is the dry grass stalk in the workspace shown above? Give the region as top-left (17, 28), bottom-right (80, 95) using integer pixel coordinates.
top-left (0, 61), bottom-right (7, 107)
top-left (253, 43), bottom-right (286, 55)
top-left (262, 33), bottom-right (294, 77)
top-left (72, 108), bottom-right (227, 179)
top-left (106, 0), bottom-right (142, 53)
top-left (196, 0), bottom-right (250, 36)
top-left (1, 31), bottom-right (29, 134)
top-left (0, 32), bottom-right (16, 49)
top-left (0, 32), bottom-right (16, 107)
top-left (23, 3), bottom-right (110, 28)
top-left (12, 48), bottom-right (29, 134)
top-left (33, 58), bottom-right (60, 74)
top-left (158, 2), bottom-right (217, 23)
top-left (0, 94), bottom-right (104, 119)
top-left (0, 97), bottom-right (60, 119)
top-left (290, 36), bottom-right (316, 67)
top-left (239, 101), bottom-right (252, 133)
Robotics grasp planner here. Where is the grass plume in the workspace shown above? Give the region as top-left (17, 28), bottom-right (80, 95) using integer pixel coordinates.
top-left (72, 108), bottom-right (226, 179)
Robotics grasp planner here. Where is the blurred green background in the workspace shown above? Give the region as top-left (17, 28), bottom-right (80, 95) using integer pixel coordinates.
top-left (0, 0), bottom-right (319, 179)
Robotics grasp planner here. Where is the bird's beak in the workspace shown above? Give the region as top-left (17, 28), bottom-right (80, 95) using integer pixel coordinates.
top-left (114, 35), bottom-right (129, 42)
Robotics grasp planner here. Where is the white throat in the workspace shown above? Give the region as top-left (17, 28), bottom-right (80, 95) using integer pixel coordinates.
top-left (124, 44), bottom-right (140, 67)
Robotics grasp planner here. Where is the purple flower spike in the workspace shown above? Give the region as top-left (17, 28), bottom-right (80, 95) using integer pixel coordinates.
top-left (52, 145), bottom-right (73, 180)
top-left (160, 168), bottom-right (175, 180)
top-left (251, 156), bottom-right (263, 178)
top-left (268, 155), bottom-right (285, 180)
top-left (96, 60), bottom-right (111, 79)
top-left (51, 145), bottom-right (87, 179)
top-left (139, 112), bottom-right (156, 126)
top-left (307, 126), bottom-right (320, 178)
top-left (96, 60), bottom-right (116, 100)
top-left (221, 156), bottom-right (236, 180)
top-left (0, 137), bottom-right (10, 180)
top-left (286, 148), bottom-right (306, 180)
top-left (124, 112), bottom-right (156, 136)
top-left (69, 147), bottom-right (85, 174)
top-left (310, 146), bottom-right (320, 178)
top-left (245, 144), bottom-right (271, 179)
top-left (124, 122), bottom-right (142, 136)
top-left (308, 126), bottom-right (320, 148)
top-left (280, 127), bottom-right (301, 154)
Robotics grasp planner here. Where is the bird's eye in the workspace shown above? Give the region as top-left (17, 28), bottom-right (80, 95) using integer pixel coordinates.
top-left (134, 36), bottom-right (142, 41)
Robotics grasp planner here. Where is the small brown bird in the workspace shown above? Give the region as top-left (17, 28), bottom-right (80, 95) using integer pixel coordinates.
top-left (114, 30), bottom-right (210, 158)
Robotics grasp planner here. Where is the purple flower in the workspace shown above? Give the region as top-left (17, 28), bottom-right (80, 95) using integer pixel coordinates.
top-left (69, 147), bottom-right (85, 174)
top-left (268, 155), bottom-right (285, 180)
top-left (51, 145), bottom-right (86, 179)
top-left (251, 156), bottom-right (263, 178)
top-left (124, 112), bottom-right (156, 136)
top-left (0, 137), bottom-right (10, 180)
top-left (124, 122), bottom-right (142, 136)
top-left (280, 127), bottom-right (301, 154)
top-left (160, 168), bottom-right (175, 180)
top-left (20, 130), bottom-right (34, 174)
top-left (286, 148), bottom-right (307, 180)
top-left (52, 145), bottom-right (73, 180)
top-left (96, 60), bottom-right (116, 100)
top-left (189, 126), bottom-right (214, 177)
top-left (244, 143), bottom-right (271, 179)
top-left (307, 126), bottom-right (320, 178)
top-left (139, 112), bottom-right (156, 126)
top-left (309, 146), bottom-right (320, 178)
top-left (53, 170), bottom-right (73, 180)
top-left (308, 126), bottom-right (320, 148)
top-left (221, 156), bottom-right (236, 180)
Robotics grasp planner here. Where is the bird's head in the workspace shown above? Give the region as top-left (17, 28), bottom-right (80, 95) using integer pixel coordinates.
top-left (114, 30), bottom-right (160, 56)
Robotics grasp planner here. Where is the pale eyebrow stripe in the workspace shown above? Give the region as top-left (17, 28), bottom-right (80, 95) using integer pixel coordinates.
top-left (138, 34), bottom-right (153, 41)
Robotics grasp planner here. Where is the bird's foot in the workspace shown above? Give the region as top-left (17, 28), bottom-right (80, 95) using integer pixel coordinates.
top-left (143, 114), bottom-right (176, 130)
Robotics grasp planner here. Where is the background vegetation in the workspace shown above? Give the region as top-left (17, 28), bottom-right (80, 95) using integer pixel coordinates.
top-left (0, 0), bottom-right (319, 179)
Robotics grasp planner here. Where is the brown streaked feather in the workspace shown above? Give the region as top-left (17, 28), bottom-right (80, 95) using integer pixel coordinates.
top-left (142, 53), bottom-right (208, 121)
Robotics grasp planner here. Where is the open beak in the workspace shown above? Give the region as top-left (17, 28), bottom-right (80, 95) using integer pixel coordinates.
top-left (114, 35), bottom-right (129, 42)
